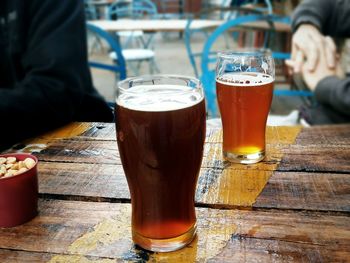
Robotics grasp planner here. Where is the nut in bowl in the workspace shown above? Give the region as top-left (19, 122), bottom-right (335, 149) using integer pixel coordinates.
top-left (0, 153), bottom-right (39, 228)
top-left (0, 156), bottom-right (36, 179)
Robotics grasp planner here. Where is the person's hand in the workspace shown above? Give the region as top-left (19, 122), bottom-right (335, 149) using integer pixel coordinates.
top-left (300, 45), bottom-right (338, 91)
top-left (287, 24), bottom-right (337, 73)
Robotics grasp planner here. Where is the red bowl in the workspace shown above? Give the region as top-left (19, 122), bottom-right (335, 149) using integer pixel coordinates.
top-left (0, 153), bottom-right (38, 228)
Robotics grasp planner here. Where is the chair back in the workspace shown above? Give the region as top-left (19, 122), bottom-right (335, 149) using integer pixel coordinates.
top-left (200, 14), bottom-right (312, 117)
top-left (86, 23), bottom-right (127, 80)
top-left (107, 0), bottom-right (158, 20)
top-left (184, 6), bottom-right (263, 78)
top-left (230, 0), bottom-right (273, 15)
top-left (84, 0), bottom-right (98, 20)
top-left (157, 0), bottom-right (187, 18)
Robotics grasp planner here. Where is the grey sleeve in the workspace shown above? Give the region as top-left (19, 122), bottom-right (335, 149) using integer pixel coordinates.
top-left (315, 76), bottom-right (350, 116)
top-left (292, 0), bottom-right (350, 37)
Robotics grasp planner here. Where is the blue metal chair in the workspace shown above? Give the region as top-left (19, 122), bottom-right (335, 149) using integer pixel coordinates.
top-left (107, 0), bottom-right (160, 75)
top-left (200, 14), bottom-right (313, 117)
top-left (184, 5), bottom-right (263, 78)
top-left (84, 0), bottom-right (98, 20)
top-left (201, 0), bottom-right (272, 19)
top-left (108, 0), bottom-right (158, 19)
top-left (156, 0), bottom-right (188, 19)
top-left (185, 0), bottom-right (273, 79)
top-left (107, 0), bottom-right (158, 48)
top-left (230, 0), bottom-right (273, 14)
top-left (86, 23), bottom-right (127, 80)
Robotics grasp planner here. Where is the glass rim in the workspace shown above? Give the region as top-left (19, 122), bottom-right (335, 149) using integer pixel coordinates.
top-left (217, 48), bottom-right (272, 58)
top-left (117, 74), bottom-right (202, 94)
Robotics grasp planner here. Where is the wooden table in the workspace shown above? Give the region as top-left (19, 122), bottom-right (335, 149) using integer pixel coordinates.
top-left (0, 123), bottom-right (349, 262)
top-left (89, 19), bottom-right (290, 33)
top-left (89, 19), bottom-right (224, 33)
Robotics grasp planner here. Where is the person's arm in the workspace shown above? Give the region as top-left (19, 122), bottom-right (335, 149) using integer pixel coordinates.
top-left (288, 0), bottom-right (350, 73)
top-left (292, 0), bottom-right (350, 37)
top-left (299, 45), bottom-right (350, 119)
top-left (315, 77), bottom-right (350, 117)
top-left (0, 0), bottom-right (92, 149)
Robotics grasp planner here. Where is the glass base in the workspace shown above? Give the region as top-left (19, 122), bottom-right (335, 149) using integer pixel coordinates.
top-left (224, 150), bottom-right (265, 164)
top-left (132, 224), bottom-right (197, 252)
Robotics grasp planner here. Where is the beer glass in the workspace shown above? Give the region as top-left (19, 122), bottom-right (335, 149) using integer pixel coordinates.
top-left (216, 49), bottom-right (274, 164)
top-left (115, 75), bottom-right (206, 252)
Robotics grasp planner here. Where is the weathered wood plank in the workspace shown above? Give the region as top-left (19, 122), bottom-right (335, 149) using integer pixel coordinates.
top-left (37, 162), bottom-right (350, 212)
top-left (197, 168), bottom-right (350, 211)
top-left (38, 162), bottom-right (129, 200)
top-left (0, 250), bottom-right (53, 263)
top-left (206, 126), bottom-right (301, 144)
top-left (0, 200), bottom-right (348, 262)
top-left (254, 172), bottom-right (350, 212)
top-left (34, 140), bottom-right (120, 164)
top-left (30, 139), bottom-right (282, 167)
top-left (209, 237), bottom-right (350, 263)
top-left (30, 134), bottom-right (350, 174)
top-left (203, 143), bottom-right (350, 173)
top-left (12, 122), bottom-right (349, 148)
top-left (80, 122), bottom-right (116, 140)
top-left (207, 124), bottom-right (350, 146)
top-left (278, 145), bottom-right (350, 173)
top-left (0, 250), bottom-right (119, 263)
top-left (295, 125), bottom-right (350, 146)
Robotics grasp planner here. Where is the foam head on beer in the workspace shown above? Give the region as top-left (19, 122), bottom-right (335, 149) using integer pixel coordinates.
top-left (216, 72), bottom-right (274, 87)
top-left (117, 84), bottom-right (204, 111)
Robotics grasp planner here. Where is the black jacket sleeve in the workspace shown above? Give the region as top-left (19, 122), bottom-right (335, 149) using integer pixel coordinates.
top-left (315, 76), bottom-right (350, 116)
top-left (0, 0), bottom-right (112, 150)
top-left (292, 0), bottom-right (350, 123)
top-left (292, 0), bottom-right (350, 37)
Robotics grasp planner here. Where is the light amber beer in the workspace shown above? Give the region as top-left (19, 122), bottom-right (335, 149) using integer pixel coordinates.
top-left (115, 81), bottom-right (206, 252)
top-left (216, 72), bottom-right (273, 163)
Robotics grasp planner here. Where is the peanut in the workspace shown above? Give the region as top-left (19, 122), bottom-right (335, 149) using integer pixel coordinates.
top-left (6, 157), bottom-right (17, 164)
top-left (24, 158), bottom-right (36, 169)
top-left (0, 165), bottom-right (6, 174)
top-left (11, 163), bottom-right (19, 170)
top-left (0, 166), bottom-right (6, 177)
top-left (18, 161), bottom-right (26, 169)
top-left (15, 168), bottom-right (28, 176)
top-left (0, 156), bottom-right (36, 179)
top-left (5, 163), bottom-right (13, 169)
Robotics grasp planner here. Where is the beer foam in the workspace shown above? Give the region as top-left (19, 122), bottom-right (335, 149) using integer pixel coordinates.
top-left (216, 72), bottom-right (274, 87)
top-left (117, 85), bottom-right (204, 112)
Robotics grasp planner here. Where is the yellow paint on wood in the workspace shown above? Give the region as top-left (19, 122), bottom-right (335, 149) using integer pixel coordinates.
top-left (68, 205), bottom-right (132, 254)
top-left (207, 169), bottom-right (273, 206)
top-left (50, 126), bottom-right (301, 261)
top-left (151, 210), bottom-right (237, 262)
top-left (31, 122), bottom-right (91, 143)
top-left (202, 126), bottom-right (301, 207)
top-left (206, 128), bottom-right (222, 143)
top-left (54, 204), bottom-right (237, 261)
top-left (49, 255), bottom-right (115, 263)
top-left (266, 126), bottom-right (302, 144)
top-left (18, 122), bottom-right (91, 153)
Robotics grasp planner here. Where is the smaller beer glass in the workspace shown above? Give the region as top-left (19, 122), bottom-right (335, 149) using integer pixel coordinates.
top-left (116, 75), bottom-right (206, 252)
top-left (216, 49), bottom-right (275, 164)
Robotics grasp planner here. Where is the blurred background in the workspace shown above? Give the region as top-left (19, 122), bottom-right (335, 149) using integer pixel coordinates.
top-left (85, 0), bottom-right (308, 120)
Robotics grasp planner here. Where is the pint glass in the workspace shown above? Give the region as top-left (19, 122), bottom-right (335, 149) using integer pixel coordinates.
top-left (115, 75), bottom-right (206, 252)
top-left (216, 49), bottom-right (275, 164)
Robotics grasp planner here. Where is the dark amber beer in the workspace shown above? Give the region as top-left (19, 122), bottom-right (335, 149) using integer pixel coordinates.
top-left (216, 72), bottom-right (274, 163)
top-left (116, 77), bottom-right (206, 252)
